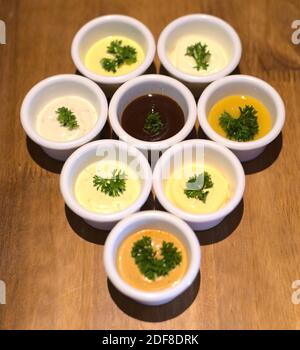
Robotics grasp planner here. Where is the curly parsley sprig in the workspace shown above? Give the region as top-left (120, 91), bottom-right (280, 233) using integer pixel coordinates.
top-left (185, 42), bottom-right (211, 71)
top-left (143, 109), bottom-right (164, 134)
top-left (184, 171), bottom-right (214, 203)
top-left (100, 40), bottom-right (137, 73)
top-left (219, 105), bottom-right (259, 142)
top-left (131, 236), bottom-right (182, 281)
top-left (93, 169), bottom-right (127, 197)
top-left (56, 107), bottom-right (79, 130)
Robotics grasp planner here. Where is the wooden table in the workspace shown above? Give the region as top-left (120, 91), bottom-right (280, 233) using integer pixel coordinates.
top-left (0, 0), bottom-right (299, 330)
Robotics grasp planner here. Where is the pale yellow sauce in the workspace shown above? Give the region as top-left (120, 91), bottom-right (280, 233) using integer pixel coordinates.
top-left (117, 229), bottom-right (188, 292)
top-left (208, 95), bottom-right (272, 141)
top-left (168, 34), bottom-right (229, 76)
top-left (75, 160), bottom-right (141, 214)
top-left (36, 96), bottom-right (97, 142)
top-left (164, 164), bottom-right (230, 214)
top-left (85, 35), bottom-right (145, 76)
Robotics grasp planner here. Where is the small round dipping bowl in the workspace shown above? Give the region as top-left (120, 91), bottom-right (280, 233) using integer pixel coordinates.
top-left (71, 15), bottom-right (156, 97)
top-left (20, 74), bottom-right (108, 161)
top-left (153, 139), bottom-right (245, 230)
top-left (60, 140), bottom-right (152, 230)
top-left (104, 210), bottom-right (201, 305)
top-left (157, 14), bottom-right (242, 98)
top-left (109, 74), bottom-right (197, 162)
top-left (198, 75), bottom-right (285, 162)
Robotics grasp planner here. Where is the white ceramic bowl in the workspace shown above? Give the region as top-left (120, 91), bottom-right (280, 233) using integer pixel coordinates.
top-left (20, 74), bottom-right (108, 161)
top-left (153, 139), bottom-right (245, 230)
top-left (157, 14), bottom-right (242, 97)
top-left (60, 140), bottom-right (152, 230)
top-left (104, 210), bottom-right (201, 305)
top-left (109, 74), bottom-right (197, 157)
top-left (198, 75), bottom-right (286, 162)
top-left (71, 15), bottom-right (156, 97)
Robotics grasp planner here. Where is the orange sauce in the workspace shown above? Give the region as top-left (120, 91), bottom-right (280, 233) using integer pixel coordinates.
top-left (208, 95), bottom-right (272, 141)
top-left (117, 229), bottom-right (188, 292)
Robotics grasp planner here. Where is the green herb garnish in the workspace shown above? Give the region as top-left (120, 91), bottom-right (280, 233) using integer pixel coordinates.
top-left (185, 42), bottom-right (211, 71)
top-left (131, 236), bottom-right (182, 281)
top-left (56, 107), bottom-right (79, 130)
top-left (219, 105), bottom-right (259, 142)
top-left (93, 169), bottom-right (127, 197)
top-left (100, 40), bottom-right (137, 73)
top-left (143, 108), bottom-right (163, 134)
top-left (184, 171), bottom-right (214, 203)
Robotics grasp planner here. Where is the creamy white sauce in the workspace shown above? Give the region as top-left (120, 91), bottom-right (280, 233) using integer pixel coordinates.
top-left (168, 34), bottom-right (230, 76)
top-left (164, 163), bottom-right (230, 214)
top-left (36, 96), bottom-right (98, 142)
top-left (75, 160), bottom-right (141, 214)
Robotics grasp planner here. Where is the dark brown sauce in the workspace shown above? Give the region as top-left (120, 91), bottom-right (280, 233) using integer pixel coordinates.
top-left (121, 94), bottom-right (185, 141)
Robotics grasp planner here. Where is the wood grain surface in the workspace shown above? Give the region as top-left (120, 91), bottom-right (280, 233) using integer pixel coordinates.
top-left (0, 0), bottom-right (300, 330)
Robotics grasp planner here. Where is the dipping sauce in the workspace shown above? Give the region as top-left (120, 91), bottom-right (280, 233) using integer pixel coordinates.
top-left (168, 34), bottom-right (229, 76)
top-left (121, 94), bottom-right (185, 141)
top-left (85, 35), bottom-right (144, 76)
top-left (165, 163), bottom-right (230, 214)
top-left (117, 229), bottom-right (188, 291)
top-left (36, 96), bottom-right (97, 142)
top-left (75, 160), bottom-right (141, 214)
top-left (208, 95), bottom-right (272, 141)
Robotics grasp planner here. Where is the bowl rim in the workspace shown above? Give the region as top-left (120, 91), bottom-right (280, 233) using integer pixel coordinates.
top-left (103, 210), bottom-right (201, 303)
top-left (109, 74), bottom-right (197, 151)
top-left (197, 74), bottom-right (286, 151)
top-left (20, 74), bottom-right (108, 150)
top-left (157, 13), bottom-right (242, 84)
top-left (153, 139), bottom-right (245, 223)
top-left (60, 139), bottom-right (153, 223)
top-left (71, 14), bottom-right (156, 85)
